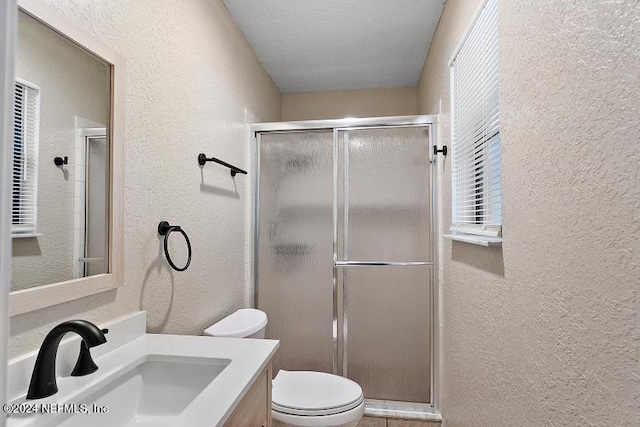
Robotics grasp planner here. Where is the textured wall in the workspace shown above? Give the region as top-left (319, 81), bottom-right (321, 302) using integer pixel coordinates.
top-left (418, 1), bottom-right (640, 426)
top-left (282, 87), bottom-right (417, 121)
top-left (9, 0), bottom-right (281, 357)
top-left (12, 11), bottom-right (110, 291)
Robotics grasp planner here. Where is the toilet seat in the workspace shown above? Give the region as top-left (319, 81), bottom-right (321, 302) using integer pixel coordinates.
top-left (272, 370), bottom-right (364, 416)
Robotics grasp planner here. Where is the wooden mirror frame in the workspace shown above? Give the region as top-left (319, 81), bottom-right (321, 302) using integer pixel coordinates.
top-left (10, 0), bottom-right (124, 316)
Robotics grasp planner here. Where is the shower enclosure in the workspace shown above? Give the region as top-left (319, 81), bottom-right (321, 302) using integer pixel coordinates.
top-left (253, 116), bottom-right (436, 408)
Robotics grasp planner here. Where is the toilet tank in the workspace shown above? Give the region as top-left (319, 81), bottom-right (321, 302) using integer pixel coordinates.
top-left (203, 309), bottom-right (268, 338)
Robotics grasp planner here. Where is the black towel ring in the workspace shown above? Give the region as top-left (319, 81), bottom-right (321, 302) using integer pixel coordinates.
top-left (158, 221), bottom-right (192, 272)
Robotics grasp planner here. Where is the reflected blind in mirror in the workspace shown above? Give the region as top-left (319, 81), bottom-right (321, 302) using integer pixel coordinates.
top-left (12, 78), bottom-right (40, 236)
top-left (449, 0), bottom-right (501, 237)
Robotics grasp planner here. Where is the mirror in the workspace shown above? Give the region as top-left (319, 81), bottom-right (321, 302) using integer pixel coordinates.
top-left (12, 10), bottom-right (110, 291)
top-left (10, 0), bottom-right (124, 316)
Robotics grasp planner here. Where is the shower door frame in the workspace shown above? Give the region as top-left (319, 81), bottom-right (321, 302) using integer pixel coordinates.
top-left (251, 115), bottom-right (440, 410)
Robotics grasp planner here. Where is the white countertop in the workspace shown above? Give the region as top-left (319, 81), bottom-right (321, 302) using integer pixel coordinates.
top-left (6, 312), bottom-right (279, 427)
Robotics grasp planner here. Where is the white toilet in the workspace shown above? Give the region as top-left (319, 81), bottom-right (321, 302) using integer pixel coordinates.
top-left (204, 309), bottom-right (365, 427)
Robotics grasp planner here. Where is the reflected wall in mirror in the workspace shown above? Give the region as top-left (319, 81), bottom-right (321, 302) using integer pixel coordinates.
top-left (11, 10), bottom-right (111, 292)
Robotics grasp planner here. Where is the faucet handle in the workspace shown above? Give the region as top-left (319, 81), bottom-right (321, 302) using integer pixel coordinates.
top-left (70, 341), bottom-right (99, 377)
top-left (70, 327), bottom-right (108, 377)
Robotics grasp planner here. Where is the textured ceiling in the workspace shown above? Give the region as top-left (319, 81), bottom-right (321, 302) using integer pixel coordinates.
top-left (222, 0), bottom-right (445, 93)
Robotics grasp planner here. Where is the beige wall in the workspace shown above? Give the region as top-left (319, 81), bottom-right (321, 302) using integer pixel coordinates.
top-left (282, 87), bottom-right (417, 121)
top-left (419, 1), bottom-right (639, 426)
top-left (12, 11), bottom-right (110, 291)
top-left (10, 0), bottom-right (281, 357)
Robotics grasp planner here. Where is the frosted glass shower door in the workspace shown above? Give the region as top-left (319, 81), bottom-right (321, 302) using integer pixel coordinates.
top-left (256, 124), bottom-right (434, 405)
top-left (337, 126), bottom-right (432, 403)
top-left (257, 131), bottom-right (335, 375)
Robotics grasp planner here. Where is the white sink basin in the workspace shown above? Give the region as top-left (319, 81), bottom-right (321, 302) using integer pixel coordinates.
top-left (54, 356), bottom-right (230, 427)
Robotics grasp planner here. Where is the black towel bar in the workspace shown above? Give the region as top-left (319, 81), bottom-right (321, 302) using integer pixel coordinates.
top-left (198, 153), bottom-right (247, 177)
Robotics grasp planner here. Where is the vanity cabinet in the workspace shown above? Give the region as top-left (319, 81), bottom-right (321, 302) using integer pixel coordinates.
top-left (224, 363), bottom-right (272, 427)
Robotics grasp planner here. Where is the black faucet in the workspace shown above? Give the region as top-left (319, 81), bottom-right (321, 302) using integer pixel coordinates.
top-left (26, 320), bottom-right (108, 400)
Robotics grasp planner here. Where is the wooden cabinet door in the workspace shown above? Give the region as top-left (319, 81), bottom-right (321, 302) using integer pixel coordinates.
top-left (224, 364), bottom-right (272, 427)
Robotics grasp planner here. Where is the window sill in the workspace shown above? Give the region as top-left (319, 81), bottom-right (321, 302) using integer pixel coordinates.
top-left (11, 233), bottom-right (42, 239)
top-left (443, 233), bottom-right (502, 247)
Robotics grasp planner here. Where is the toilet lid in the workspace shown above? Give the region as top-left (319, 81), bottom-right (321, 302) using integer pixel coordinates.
top-left (272, 370), bottom-right (364, 416)
top-left (203, 309), bottom-right (267, 337)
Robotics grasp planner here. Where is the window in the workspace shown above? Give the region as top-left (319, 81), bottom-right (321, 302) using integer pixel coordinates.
top-left (449, 0), bottom-right (501, 241)
top-left (12, 78), bottom-right (40, 237)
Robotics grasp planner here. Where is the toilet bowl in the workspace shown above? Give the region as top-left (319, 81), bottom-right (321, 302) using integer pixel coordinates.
top-left (205, 309), bottom-right (364, 427)
top-left (272, 370), bottom-right (364, 427)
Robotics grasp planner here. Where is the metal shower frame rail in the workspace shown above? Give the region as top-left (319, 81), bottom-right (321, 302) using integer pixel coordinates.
top-left (251, 115), bottom-right (439, 409)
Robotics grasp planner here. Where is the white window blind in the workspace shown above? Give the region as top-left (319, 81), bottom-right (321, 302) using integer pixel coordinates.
top-left (12, 78), bottom-right (40, 236)
top-left (450, 0), bottom-right (501, 238)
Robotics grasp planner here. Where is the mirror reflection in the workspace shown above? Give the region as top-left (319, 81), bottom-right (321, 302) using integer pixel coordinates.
top-left (11, 10), bottom-right (111, 292)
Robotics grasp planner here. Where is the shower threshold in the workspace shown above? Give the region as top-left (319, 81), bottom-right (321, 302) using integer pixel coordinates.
top-left (364, 399), bottom-right (442, 422)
